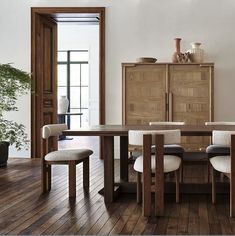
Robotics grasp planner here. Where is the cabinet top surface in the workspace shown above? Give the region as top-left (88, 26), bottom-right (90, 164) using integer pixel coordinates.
top-left (122, 62), bottom-right (214, 66)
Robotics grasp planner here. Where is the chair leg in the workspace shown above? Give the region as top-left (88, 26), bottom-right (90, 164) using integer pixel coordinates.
top-left (47, 165), bottom-right (51, 191)
top-left (207, 159), bottom-right (210, 183)
top-left (68, 161), bottom-right (76, 198)
top-left (175, 169), bottom-right (180, 203)
top-left (180, 163), bottom-right (183, 183)
top-left (83, 158), bottom-right (89, 190)
top-left (137, 172), bottom-right (142, 204)
top-left (211, 165), bottom-right (216, 204)
top-left (42, 160), bottom-right (48, 193)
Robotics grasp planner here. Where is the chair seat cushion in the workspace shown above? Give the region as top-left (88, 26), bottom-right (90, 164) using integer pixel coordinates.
top-left (210, 156), bottom-right (230, 173)
top-left (45, 149), bottom-right (93, 161)
top-left (134, 155), bottom-right (181, 173)
top-left (206, 145), bottom-right (230, 155)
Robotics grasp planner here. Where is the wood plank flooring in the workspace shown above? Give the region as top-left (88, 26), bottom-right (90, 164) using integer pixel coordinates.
top-left (0, 156), bottom-right (234, 235)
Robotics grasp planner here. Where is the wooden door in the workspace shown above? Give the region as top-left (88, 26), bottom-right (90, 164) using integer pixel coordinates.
top-left (169, 64), bottom-right (214, 151)
top-left (122, 64), bottom-right (167, 125)
top-left (31, 14), bottom-right (57, 158)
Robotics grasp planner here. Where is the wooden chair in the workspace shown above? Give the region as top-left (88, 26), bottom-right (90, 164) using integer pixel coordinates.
top-left (209, 130), bottom-right (235, 217)
top-left (205, 122), bottom-right (235, 182)
top-left (41, 124), bottom-right (93, 198)
top-left (129, 129), bottom-right (182, 216)
top-left (149, 121), bottom-right (185, 182)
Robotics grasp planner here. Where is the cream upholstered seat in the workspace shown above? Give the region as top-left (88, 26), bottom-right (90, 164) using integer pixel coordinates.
top-left (129, 129), bottom-right (182, 216)
top-left (210, 155), bottom-right (230, 173)
top-left (41, 124), bottom-right (93, 198)
top-left (134, 155), bottom-right (181, 173)
top-left (209, 130), bottom-right (235, 217)
top-left (45, 149), bottom-right (93, 161)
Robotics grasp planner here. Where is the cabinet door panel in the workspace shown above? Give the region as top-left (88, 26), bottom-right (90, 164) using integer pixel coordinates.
top-left (169, 65), bottom-right (213, 151)
top-left (124, 65), bottom-right (166, 125)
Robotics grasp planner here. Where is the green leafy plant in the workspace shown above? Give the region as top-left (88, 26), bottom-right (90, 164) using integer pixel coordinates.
top-left (0, 64), bottom-right (31, 150)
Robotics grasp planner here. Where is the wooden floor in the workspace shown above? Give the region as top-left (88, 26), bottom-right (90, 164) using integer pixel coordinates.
top-left (1, 155), bottom-right (235, 235)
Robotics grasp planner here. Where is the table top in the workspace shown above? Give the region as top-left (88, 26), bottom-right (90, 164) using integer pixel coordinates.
top-left (58, 112), bottom-right (83, 116)
top-left (63, 124), bottom-right (235, 137)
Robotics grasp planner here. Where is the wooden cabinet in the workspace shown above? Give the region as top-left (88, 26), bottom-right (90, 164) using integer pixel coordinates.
top-left (122, 63), bottom-right (214, 151)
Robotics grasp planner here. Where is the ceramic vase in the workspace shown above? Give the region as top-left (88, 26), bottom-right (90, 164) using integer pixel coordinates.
top-left (58, 96), bottom-right (69, 114)
top-left (172, 38), bottom-right (182, 63)
top-left (188, 42), bottom-right (204, 63)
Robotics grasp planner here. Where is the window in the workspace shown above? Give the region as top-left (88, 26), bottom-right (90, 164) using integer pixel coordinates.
top-left (58, 50), bottom-right (89, 128)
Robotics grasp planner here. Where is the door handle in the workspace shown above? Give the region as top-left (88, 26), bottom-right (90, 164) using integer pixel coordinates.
top-left (169, 92), bottom-right (173, 121)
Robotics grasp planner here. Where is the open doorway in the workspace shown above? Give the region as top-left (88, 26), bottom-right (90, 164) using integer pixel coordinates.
top-left (31, 8), bottom-right (105, 159)
top-left (57, 17), bottom-right (100, 154)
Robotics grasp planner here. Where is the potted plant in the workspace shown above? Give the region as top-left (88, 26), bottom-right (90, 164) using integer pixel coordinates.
top-left (0, 64), bottom-right (31, 166)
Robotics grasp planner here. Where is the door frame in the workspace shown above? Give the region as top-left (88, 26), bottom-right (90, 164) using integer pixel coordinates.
top-left (31, 7), bottom-right (105, 158)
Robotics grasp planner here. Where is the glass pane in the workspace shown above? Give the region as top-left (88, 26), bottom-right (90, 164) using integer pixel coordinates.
top-left (58, 51), bottom-right (67, 62)
top-left (81, 64), bottom-right (89, 86)
top-left (58, 64), bottom-right (67, 86)
top-left (70, 109), bottom-right (81, 129)
top-left (70, 87), bottom-right (80, 108)
top-left (81, 109), bottom-right (89, 127)
top-left (58, 86), bottom-right (67, 98)
top-left (70, 51), bottom-right (89, 62)
top-left (81, 87), bottom-right (89, 108)
top-left (70, 64), bottom-right (80, 86)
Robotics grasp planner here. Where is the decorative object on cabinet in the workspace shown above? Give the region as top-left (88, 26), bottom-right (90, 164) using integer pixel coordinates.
top-left (172, 38), bottom-right (192, 63)
top-left (137, 57), bottom-right (157, 63)
top-left (177, 52), bottom-right (191, 63)
top-left (172, 38), bottom-right (182, 63)
top-left (122, 62), bottom-right (214, 151)
top-left (188, 42), bottom-right (204, 63)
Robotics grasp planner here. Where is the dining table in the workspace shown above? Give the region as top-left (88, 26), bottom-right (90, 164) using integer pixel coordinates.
top-left (63, 124), bottom-right (235, 214)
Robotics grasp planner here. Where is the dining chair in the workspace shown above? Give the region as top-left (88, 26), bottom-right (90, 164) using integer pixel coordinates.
top-left (130, 122), bottom-right (185, 159)
top-left (41, 124), bottom-right (93, 198)
top-left (129, 129), bottom-right (182, 216)
top-left (149, 121), bottom-right (185, 182)
top-left (209, 130), bottom-right (235, 217)
top-left (205, 122), bottom-right (235, 181)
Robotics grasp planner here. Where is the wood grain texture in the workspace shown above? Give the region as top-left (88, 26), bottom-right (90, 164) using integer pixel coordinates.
top-left (0, 157), bottom-right (235, 235)
top-left (31, 7), bottom-right (106, 159)
top-left (122, 63), bottom-right (214, 151)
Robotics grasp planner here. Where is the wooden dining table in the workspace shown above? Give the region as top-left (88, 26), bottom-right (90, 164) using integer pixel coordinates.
top-left (63, 124), bottom-right (235, 214)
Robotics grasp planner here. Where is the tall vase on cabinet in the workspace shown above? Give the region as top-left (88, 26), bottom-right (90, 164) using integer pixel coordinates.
top-left (58, 96), bottom-right (69, 114)
top-left (172, 38), bottom-right (182, 63)
top-left (188, 42), bottom-right (204, 63)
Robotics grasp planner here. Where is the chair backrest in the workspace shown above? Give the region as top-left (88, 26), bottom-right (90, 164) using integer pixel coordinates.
top-left (212, 130), bottom-right (235, 146)
top-left (42, 124), bottom-right (68, 139)
top-left (129, 130), bottom-right (181, 146)
top-left (205, 122), bottom-right (235, 125)
top-left (149, 121), bottom-right (185, 125)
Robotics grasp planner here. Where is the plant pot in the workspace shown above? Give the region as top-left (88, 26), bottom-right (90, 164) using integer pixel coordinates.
top-left (0, 142), bottom-right (9, 167)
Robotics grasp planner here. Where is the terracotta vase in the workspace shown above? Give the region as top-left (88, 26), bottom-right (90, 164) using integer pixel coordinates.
top-left (172, 38), bottom-right (182, 63)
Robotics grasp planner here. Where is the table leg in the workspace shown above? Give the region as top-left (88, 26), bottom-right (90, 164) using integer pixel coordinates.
top-left (120, 136), bottom-right (128, 182)
top-left (103, 136), bottom-right (114, 203)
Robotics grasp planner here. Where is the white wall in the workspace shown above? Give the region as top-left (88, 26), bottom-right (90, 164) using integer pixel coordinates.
top-left (1, 0), bottom-right (235, 157)
top-left (58, 24), bottom-right (99, 126)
